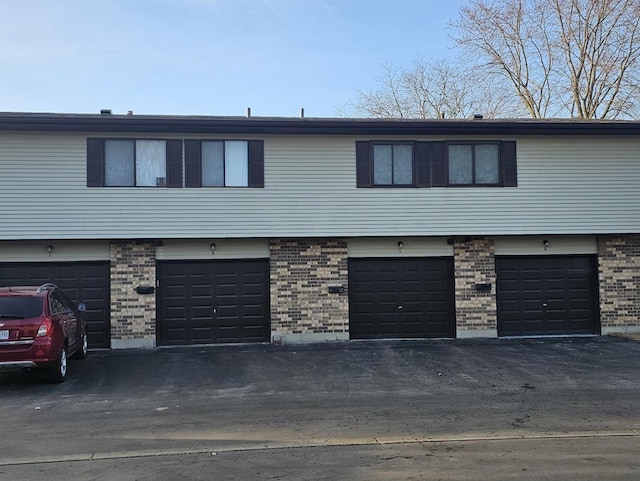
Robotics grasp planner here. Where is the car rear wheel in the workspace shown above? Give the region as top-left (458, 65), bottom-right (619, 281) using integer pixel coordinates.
top-left (47, 345), bottom-right (67, 383)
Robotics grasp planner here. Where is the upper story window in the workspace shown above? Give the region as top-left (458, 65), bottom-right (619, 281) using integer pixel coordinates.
top-left (201, 140), bottom-right (249, 187)
top-left (87, 138), bottom-right (264, 188)
top-left (185, 139), bottom-right (264, 188)
top-left (356, 140), bottom-right (516, 188)
top-left (373, 144), bottom-right (413, 186)
top-left (87, 138), bottom-right (183, 188)
top-left (105, 139), bottom-right (167, 187)
top-left (448, 143), bottom-right (500, 186)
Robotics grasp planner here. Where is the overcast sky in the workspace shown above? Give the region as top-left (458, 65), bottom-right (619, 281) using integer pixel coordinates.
top-left (1, 0), bottom-right (465, 117)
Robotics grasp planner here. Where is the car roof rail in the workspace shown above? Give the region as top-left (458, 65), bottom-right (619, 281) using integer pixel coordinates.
top-left (36, 283), bottom-right (58, 294)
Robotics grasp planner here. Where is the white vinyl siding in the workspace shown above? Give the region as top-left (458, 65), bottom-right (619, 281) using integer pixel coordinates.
top-left (1, 133), bottom-right (640, 239)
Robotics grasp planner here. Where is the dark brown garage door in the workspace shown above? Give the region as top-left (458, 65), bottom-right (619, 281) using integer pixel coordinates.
top-left (496, 256), bottom-right (599, 337)
top-left (157, 259), bottom-right (270, 345)
top-left (349, 258), bottom-right (455, 339)
top-left (0, 262), bottom-right (111, 348)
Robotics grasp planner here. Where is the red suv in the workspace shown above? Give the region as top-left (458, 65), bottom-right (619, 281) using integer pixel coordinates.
top-left (0, 283), bottom-right (87, 383)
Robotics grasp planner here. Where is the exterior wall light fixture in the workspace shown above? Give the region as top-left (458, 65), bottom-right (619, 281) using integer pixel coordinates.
top-left (543, 239), bottom-right (550, 250)
top-left (46, 245), bottom-right (53, 256)
top-left (210, 243), bottom-right (216, 255)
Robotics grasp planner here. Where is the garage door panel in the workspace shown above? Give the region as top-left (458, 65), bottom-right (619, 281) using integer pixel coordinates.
top-left (157, 259), bottom-right (270, 345)
top-left (401, 302), bottom-right (423, 314)
top-left (378, 302), bottom-right (399, 314)
top-left (0, 261), bottom-right (110, 349)
top-left (243, 326), bottom-right (265, 338)
top-left (496, 256), bottom-right (598, 336)
top-left (568, 278), bottom-right (589, 289)
top-left (353, 305), bottom-right (374, 316)
top-left (349, 258), bottom-right (454, 339)
top-left (425, 279), bottom-right (447, 290)
top-left (243, 304), bottom-right (266, 316)
top-left (243, 283), bottom-right (266, 296)
top-left (167, 307), bottom-right (188, 318)
top-left (165, 328), bottom-right (187, 342)
top-left (400, 282), bottom-right (423, 294)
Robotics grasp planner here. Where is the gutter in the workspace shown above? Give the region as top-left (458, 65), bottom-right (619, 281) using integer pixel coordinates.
top-left (1, 112), bottom-right (640, 136)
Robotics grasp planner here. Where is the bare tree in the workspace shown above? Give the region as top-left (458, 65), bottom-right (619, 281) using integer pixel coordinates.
top-left (553, 0), bottom-right (640, 118)
top-left (452, 0), bottom-right (640, 119)
top-left (349, 57), bottom-right (523, 119)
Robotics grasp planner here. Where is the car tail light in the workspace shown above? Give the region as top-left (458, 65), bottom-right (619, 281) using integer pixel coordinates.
top-left (36, 317), bottom-right (53, 338)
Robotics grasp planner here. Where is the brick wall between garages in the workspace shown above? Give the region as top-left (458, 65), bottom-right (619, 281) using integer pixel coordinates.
top-left (110, 241), bottom-right (156, 342)
top-left (598, 234), bottom-right (640, 330)
top-left (453, 237), bottom-right (497, 333)
top-left (269, 239), bottom-right (348, 337)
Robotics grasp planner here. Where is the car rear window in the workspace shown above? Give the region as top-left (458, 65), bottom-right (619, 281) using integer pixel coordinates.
top-left (0, 297), bottom-right (43, 319)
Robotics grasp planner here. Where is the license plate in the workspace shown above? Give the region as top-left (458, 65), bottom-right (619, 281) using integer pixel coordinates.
top-left (0, 330), bottom-right (8, 340)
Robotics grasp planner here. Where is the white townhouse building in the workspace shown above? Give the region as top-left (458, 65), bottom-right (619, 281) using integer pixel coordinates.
top-left (0, 111), bottom-right (638, 348)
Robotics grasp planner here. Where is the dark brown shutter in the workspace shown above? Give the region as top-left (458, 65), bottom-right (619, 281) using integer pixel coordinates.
top-left (184, 140), bottom-right (202, 188)
top-left (415, 142), bottom-right (431, 187)
top-left (248, 140), bottom-right (264, 188)
top-left (356, 141), bottom-right (371, 187)
top-left (431, 141), bottom-right (447, 187)
top-left (166, 140), bottom-right (183, 188)
top-left (86, 138), bottom-right (105, 187)
top-left (501, 141), bottom-right (517, 187)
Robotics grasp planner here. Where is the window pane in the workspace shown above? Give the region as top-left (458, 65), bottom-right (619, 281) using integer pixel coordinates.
top-left (393, 144), bottom-right (413, 184)
top-left (448, 145), bottom-right (473, 184)
top-left (202, 141), bottom-right (224, 187)
top-left (136, 140), bottom-right (166, 187)
top-left (475, 144), bottom-right (499, 184)
top-left (105, 140), bottom-right (134, 186)
top-left (373, 145), bottom-right (392, 185)
top-left (225, 141), bottom-right (248, 187)
top-left (0, 297), bottom-right (42, 318)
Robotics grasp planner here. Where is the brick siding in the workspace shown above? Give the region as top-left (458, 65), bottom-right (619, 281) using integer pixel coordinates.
top-left (269, 239), bottom-right (348, 337)
top-left (598, 234), bottom-right (640, 330)
top-left (110, 241), bottom-right (156, 344)
top-left (453, 238), bottom-right (497, 333)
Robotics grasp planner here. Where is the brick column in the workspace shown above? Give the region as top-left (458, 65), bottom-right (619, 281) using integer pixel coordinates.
top-left (453, 238), bottom-right (498, 337)
top-left (598, 234), bottom-right (640, 334)
top-left (110, 241), bottom-right (157, 349)
top-left (269, 239), bottom-right (349, 343)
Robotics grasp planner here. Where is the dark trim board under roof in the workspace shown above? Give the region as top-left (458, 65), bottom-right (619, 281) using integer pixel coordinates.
top-left (1, 112), bottom-right (640, 136)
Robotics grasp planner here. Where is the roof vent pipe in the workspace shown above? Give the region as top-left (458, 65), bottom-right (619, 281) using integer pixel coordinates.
top-left (473, 113), bottom-right (484, 120)
top-left (300, 108), bottom-right (304, 118)
top-left (246, 107), bottom-right (251, 118)
top-left (126, 110), bottom-right (133, 116)
top-left (100, 109), bottom-right (112, 115)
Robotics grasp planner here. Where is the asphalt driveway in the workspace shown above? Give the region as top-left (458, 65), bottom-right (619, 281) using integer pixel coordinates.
top-left (1, 337), bottom-right (639, 480)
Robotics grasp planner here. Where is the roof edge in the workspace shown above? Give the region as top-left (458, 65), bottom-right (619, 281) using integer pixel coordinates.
top-left (1, 112), bottom-right (640, 136)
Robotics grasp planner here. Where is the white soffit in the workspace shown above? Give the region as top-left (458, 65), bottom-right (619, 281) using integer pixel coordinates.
top-left (348, 237), bottom-right (453, 258)
top-left (493, 235), bottom-right (597, 256)
top-left (156, 239), bottom-right (270, 260)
